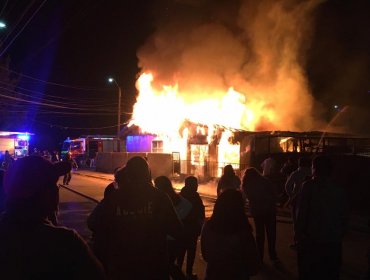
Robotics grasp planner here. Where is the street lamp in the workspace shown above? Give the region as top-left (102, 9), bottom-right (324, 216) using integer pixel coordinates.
top-left (0, 21), bottom-right (6, 29)
top-left (108, 77), bottom-right (122, 151)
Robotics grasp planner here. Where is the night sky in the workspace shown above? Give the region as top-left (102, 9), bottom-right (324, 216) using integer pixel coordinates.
top-left (0, 0), bottom-right (369, 149)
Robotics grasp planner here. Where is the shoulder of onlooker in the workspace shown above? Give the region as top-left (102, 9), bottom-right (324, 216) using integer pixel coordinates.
top-left (42, 223), bottom-right (88, 247)
top-left (153, 187), bottom-right (174, 204)
top-left (46, 223), bottom-right (79, 237)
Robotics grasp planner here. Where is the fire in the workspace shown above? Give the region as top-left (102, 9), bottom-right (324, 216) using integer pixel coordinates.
top-left (129, 72), bottom-right (278, 173)
top-left (130, 72), bottom-right (276, 135)
top-left (127, 0), bottom-right (323, 177)
top-left (130, 73), bottom-right (184, 137)
top-left (217, 130), bottom-right (240, 176)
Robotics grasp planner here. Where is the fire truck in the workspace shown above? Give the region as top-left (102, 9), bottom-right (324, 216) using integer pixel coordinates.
top-left (61, 135), bottom-right (123, 166)
top-left (0, 131), bottom-right (32, 158)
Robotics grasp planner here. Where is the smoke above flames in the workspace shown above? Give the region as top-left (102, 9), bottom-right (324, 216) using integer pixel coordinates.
top-left (135, 0), bottom-right (325, 132)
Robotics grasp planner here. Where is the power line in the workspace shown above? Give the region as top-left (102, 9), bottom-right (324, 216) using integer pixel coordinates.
top-left (0, 80), bottom-right (114, 103)
top-left (0, 86), bottom-right (117, 108)
top-left (0, 1), bottom-right (35, 45)
top-left (0, 65), bottom-right (114, 91)
top-left (0, 85), bottom-right (120, 111)
top-left (0, 0), bottom-right (46, 57)
top-left (0, 89), bottom-right (117, 112)
top-left (34, 119), bottom-right (129, 130)
top-left (0, 108), bottom-right (132, 116)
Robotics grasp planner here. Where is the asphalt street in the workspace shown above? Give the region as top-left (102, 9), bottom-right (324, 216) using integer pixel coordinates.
top-left (58, 172), bottom-right (369, 279)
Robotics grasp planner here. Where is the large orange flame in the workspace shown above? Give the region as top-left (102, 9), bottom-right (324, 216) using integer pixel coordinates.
top-left (130, 72), bottom-right (276, 135)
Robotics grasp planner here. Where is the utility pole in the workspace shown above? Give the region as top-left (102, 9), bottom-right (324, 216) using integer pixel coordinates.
top-left (117, 85), bottom-right (122, 152)
top-left (108, 77), bottom-right (122, 152)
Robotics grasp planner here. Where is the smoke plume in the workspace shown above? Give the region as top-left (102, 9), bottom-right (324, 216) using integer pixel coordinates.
top-left (137, 0), bottom-right (324, 131)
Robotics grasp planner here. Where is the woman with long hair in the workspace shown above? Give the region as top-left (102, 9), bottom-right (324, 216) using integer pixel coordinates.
top-left (201, 189), bottom-right (260, 280)
top-left (217, 164), bottom-right (241, 196)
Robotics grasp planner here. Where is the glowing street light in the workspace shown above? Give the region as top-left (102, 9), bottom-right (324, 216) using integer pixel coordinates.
top-left (0, 21), bottom-right (6, 29)
top-left (108, 77), bottom-right (122, 151)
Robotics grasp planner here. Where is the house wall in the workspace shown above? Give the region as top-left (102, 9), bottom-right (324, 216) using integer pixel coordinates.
top-left (126, 135), bottom-right (155, 152)
top-left (0, 138), bottom-right (14, 155)
top-left (96, 152), bottom-right (173, 179)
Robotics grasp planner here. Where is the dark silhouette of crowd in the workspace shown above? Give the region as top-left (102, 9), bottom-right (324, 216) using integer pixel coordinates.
top-left (0, 154), bottom-right (350, 280)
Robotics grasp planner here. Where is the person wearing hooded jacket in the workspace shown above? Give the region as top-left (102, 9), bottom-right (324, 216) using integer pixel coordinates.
top-left (91, 156), bottom-right (183, 280)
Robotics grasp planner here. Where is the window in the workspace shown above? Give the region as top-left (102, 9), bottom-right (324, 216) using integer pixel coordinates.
top-left (152, 140), bottom-right (163, 153)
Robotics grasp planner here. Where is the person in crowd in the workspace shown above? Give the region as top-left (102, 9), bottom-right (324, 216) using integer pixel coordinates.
top-left (280, 158), bottom-right (296, 179)
top-left (279, 158), bottom-right (297, 208)
top-left (295, 155), bottom-right (348, 280)
top-left (217, 164), bottom-right (241, 196)
top-left (43, 150), bottom-right (52, 161)
top-left (201, 189), bottom-right (260, 279)
top-left (242, 167), bottom-right (279, 264)
top-left (261, 155), bottom-right (278, 178)
top-left (2, 150), bottom-right (14, 170)
top-left (32, 147), bottom-right (40, 156)
top-left (284, 157), bottom-right (312, 249)
top-left (91, 156), bottom-right (184, 279)
top-left (63, 152), bottom-right (78, 185)
top-left (178, 176), bottom-right (205, 280)
top-left (0, 155), bottom-right (105, 279)
top-left (367, 220), bottom-right (370, 280)
top-left (155, 175), bottom-right (191, 280)
top-left (51, 150), bottom-right (60, 163)
top-left (102, 167), bottom-right (122, 198)
top-left (0, 169), bottom-right (5, 213)
top-left (89, 155), bottom-right (96, 168)
top-left (88, 167), bottom-right (125, 260)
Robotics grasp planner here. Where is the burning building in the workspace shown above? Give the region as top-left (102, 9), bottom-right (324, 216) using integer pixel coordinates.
top-left (99, 1), bottom-right (370, 181)
top-left (121, 0), bottom-right (326, 178)
top-left (120, 73), bottom-right (370, 180)
top-left (124, 120), bottom-right (241, 179)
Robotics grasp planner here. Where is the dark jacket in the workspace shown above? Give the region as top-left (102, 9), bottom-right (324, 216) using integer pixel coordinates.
top-left (295, 177), bottom-right (348, 243)
top-left (93, 182), bottom-right (183, 279)
top-left (201, 221), bottom-right (260, 279)
top-left (0, 212), bottom-right (104, 280)
top-left (244, 176), bottom-right (277, 217)
top-left (180, 185), bottom-right (205, 237)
